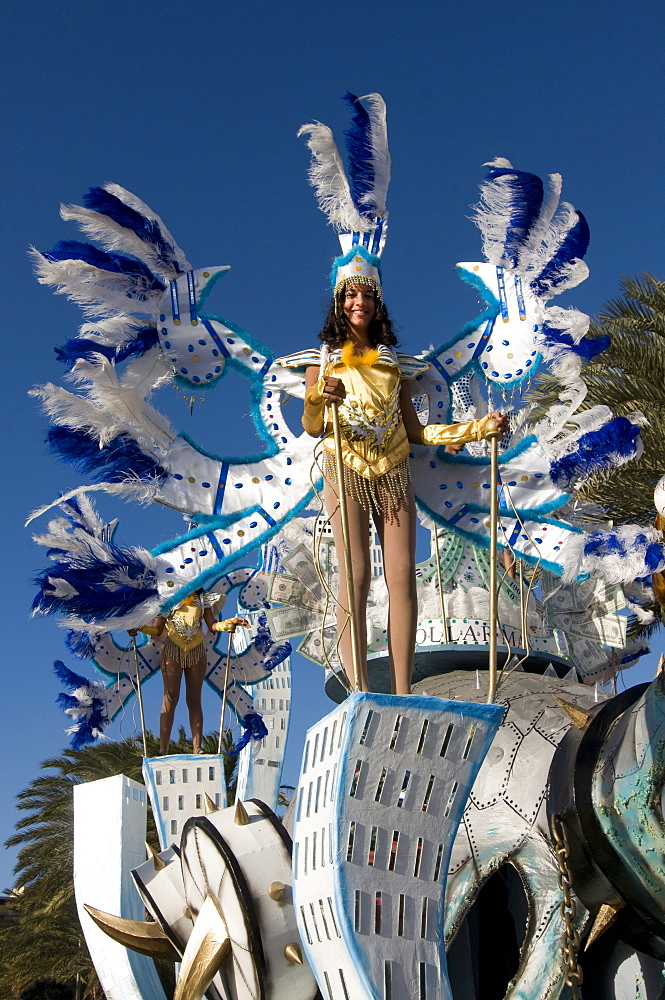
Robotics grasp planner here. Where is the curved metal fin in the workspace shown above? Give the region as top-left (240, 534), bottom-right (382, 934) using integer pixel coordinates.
top-left (174, 895), bottom-right (232, 1000)
top-left (83, 903), bottom-right (180, 961)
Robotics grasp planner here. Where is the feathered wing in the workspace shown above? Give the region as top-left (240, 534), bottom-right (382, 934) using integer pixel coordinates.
top-left (411, 159), bottom-right (663, 587)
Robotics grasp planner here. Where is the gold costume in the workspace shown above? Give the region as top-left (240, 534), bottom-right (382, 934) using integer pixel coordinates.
top-left (139, 599), bottom-right (206, 669)
top-left (285, 343), bottom-right (495, 516)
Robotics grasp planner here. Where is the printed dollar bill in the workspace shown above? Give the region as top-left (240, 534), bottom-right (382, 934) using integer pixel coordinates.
top-left (266, 605), bottom-right (321, 640)
top-left (298, 627), bottom-right (340, 667)
top-left (269, 574), bottom-right (325, 612)
top-left (569, 637), bottom-right (610, 674)
top-left (282, 544), bottom-right (326, 601)
top-left (567, 613), bottom-right (627, 648)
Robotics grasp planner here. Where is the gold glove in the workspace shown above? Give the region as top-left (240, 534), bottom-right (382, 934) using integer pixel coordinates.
top-left (138, 624), bottom-right (163, 637)
top-left (302, 378), bottom-right (326, 436)
top-left (419, 413), bottom-right (496, 447)
top-left (212, 616), bottom-right (250, 633)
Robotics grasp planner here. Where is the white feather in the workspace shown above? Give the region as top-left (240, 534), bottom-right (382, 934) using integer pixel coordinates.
top-left (473, 168), bottom-right (522, 267)
top-left (30, 383), bottom-right (129, 445)
top-left (357, 93), bottom-right (391, 215)
top-left (30, 251), bottom-right (160, 318)
top-left (298, 122), bottom-right (369, 233)
top-left (68, 353), bottom-right (175, 451)
top-left (26, 477), bottom-right (164, 526)
top-left (60, 203), bottom-right (182, 281)
top-left (519, 172), bottom-right (562, 273)
top-left (528, 202), bottom-right (586, 291)
top-left (103, 183), bottom-right (191, 271)
top-left (77, 315), bottom-right (143, 347)
top-left (543, 305), bottom-right (590, 344)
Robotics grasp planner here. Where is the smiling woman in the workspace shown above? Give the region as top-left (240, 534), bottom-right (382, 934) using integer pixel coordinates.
top-left (276, 94), bottom-right (506, 696)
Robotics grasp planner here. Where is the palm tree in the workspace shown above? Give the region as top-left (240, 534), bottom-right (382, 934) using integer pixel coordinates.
top-left (531, 273), bottom-right (665, 634)
top-left (1, 728), bottom-right (237, 999)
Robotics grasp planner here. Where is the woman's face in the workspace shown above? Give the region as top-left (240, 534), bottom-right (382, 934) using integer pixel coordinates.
top-left (342, 283), bottom-right (376, 334)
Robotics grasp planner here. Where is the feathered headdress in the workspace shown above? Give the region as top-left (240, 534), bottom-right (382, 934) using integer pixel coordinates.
top-left (299, 92), bottom-right (390, 296)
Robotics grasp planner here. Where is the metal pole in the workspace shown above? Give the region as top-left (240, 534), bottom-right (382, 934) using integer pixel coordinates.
top-left (217, 626), bottom-right (237, 755)
top-left (433, 526), bottom-right (450, 643)
top-left (131, 637), bottom-right (148, 758)
top-left (486, 420), bottom-right (501, 704)
top-left (330, 402), bottom-right (362, 692)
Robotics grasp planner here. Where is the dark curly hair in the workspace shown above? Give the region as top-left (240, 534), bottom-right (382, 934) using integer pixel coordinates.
top-left (318, 283), bottom-right (398, 350)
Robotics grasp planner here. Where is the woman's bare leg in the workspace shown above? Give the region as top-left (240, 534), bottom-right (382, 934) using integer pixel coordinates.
top-left (160, 655), bottom-right (183, 754)
top-left (324, 481), bottom-right (371, 691)
top-left (184, 653), bottom-right (208, 753)
top-left (374, 488), bottom-right (417, 695)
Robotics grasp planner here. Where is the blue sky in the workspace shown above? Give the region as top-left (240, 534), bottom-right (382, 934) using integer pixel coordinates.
top-left (1, 0), bottom-right (664, 890)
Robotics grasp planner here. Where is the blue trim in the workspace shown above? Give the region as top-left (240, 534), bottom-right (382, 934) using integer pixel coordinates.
top-left (200, 317), bottom-right (230, 358)
top-left (169, 279), bottom-right (180, 323)
top-left (214, 462), bottom-right (229, 515)
top-left (496, 266), bottom-right (509, 320)
top-left (413, 495), bottom-right (583, 577)
top-left (370, 217), bottom-right (384, 255)
top-left (154, 490), bottom-right (317, 614)
top-left (514, 275), bottom-right (526, 319)
top-left (196, 268), bottom-right (229, 311)
top-left (257, 506), bottom-right (276, 527)
top-left (187, 270), bottom-right (197, 323)
top-left (206, 532), bottom-right (225, 560)
top-left (330, 244), bottom-right (382, 290)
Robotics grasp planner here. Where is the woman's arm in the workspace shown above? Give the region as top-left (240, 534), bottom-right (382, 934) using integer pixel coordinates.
top-left (399, 381), bottom-right (508, 446)
top-left (203, 607), bottom-right (217, 632)
top-left (303, 365), bottom-right (346, 437)
top-left (128, 616), bottom-right (166, 638)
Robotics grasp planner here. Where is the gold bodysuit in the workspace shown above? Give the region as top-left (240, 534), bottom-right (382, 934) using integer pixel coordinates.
top-left (276, 344), bottom-right (493, 517)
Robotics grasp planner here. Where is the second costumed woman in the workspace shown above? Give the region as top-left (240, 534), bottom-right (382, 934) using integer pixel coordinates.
top-left (277, 94), bottom-right (507, 696)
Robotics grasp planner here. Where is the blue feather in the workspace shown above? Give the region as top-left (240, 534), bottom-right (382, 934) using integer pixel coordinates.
top-left (55, 327), bottom-right (158, 367)
top-left (342, 92), bottom-right (374, 216)
top-left (550, 417), bottom-right (640, 487)
top-left (65, 629), bottom-right (98, 659)
top-left (34, 543), bottom-right (158, 622)
top-left (43, 240), bottom-right (165, 292)
top-left (54, 659), bottom-right (93, 690)
top-left (531, 210), bottom-right (590, 294)
top-left (82, 187), bottom-right (184, 274)
top-left (47, 426), bottom-right (168, 485)
top-left (232, 712), bottom-right (269, 754)
top-left (485, 167), bottom-right (544, 268)
top-left (541, 326), bottom-right (610, 362)
top-left (54, 660), bottom-right (109, 748)
top-left (262, 641), bottom-right (292, 672)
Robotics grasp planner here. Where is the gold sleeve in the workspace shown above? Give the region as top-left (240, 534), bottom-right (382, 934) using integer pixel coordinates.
top-left (139, 623), bottom-right (164, 637)
top-left (302, 378), bottom-right (327, 436)
top-left (418, 413), bottom-right (496, 447)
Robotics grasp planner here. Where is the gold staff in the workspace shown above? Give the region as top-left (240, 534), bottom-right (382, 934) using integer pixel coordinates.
top-left (131, 637), bottom-right (148, 758)
top-left (485, 417), bottom-right (502, 704)
top-left (330, 401), bottom-right (362, 692)
top-left (215, 617), bottom-right (249, 754)
top-left (433, 526), bottom-right (450, 644)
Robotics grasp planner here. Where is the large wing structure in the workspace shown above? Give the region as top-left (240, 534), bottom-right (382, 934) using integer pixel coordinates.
top-left (30, 172), bottom-right (663, 658)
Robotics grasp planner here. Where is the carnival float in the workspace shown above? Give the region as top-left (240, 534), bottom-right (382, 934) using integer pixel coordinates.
top-left (28, 94), bottom-right (665, 999)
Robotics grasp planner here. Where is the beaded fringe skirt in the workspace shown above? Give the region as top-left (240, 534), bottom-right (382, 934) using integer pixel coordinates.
top-left (163, 637), bottom-right (206, 669)
top-left (322, 452), bottom-right (410, 519)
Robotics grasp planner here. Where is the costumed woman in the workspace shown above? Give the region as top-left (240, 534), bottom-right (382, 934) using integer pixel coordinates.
top-left (129, 590), bottom-right (248, 754)
top-left (276, 93), bottom-right (506, 695)
top-left (280, 280), bottom-right (506, 696)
